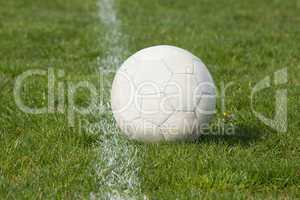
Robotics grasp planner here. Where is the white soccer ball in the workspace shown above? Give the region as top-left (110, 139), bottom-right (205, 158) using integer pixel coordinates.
top-left (111, 45), bottom-right (216, 142)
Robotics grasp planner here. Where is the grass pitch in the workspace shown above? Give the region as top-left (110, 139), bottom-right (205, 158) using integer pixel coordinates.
top-left (0, 0), bottom-right (299, 199)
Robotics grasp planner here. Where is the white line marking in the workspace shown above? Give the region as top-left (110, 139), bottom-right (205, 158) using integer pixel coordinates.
top-left (98, 0), bottom-right (127, 73)
top-left (88, 0), bottom-right (143, 199)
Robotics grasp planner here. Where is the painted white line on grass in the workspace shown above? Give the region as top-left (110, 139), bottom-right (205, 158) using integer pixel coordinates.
top-left (88, 0), bottom-right (142, 199)
top-left (98, 0), bottom-right (128, 72)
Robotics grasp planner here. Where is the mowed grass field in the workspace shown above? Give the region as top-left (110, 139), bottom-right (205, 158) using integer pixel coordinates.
top-left (0, 0), bottom-right (299, 199)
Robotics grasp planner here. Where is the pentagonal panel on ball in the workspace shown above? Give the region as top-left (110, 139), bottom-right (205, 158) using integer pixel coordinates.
top-left (161, 111), bottom-right (198, 140)
top-left (164, 74), bottom-right (202, 111)
top-left (132, 59), bottom-right (172, 94)
top-left (163, 49), bottom-right (195, 74)
top-left (139, 93), bottom-right (174, 126)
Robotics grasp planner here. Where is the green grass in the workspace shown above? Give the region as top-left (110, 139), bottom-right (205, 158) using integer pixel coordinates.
top-left (0, 0), bottom-right (103, 198)
top-left (0, 0), bottom-right (299, 199)
top-left (117, 0), bottom-right (300, 198)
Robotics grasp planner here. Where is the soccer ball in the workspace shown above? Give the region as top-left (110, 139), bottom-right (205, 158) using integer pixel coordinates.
top-left (111, 45), bottom-right (216, 142)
